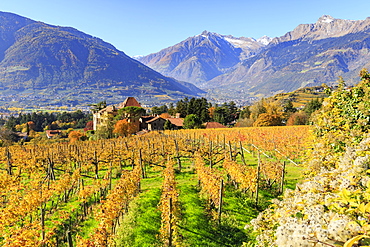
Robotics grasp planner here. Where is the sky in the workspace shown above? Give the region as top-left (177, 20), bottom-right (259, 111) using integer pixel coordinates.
top-left (1, 0), bottom-right (370, 57)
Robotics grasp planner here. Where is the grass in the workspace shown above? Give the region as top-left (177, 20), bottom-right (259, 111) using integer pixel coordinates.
top-left (113, 152), bottom-right (303, 246)
top-left (283, 162), bottom-right (305, 190)
top-left (116, 188), bottom-right (162, 247)
top-left (177, 172), bottom-right (249, 247)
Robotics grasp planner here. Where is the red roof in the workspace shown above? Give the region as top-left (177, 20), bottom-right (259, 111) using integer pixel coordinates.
top-left (146, 116), bottom-right (162, 123)
top-left (205, 122), bottom-right (227, 129)
top-left (117, 97), bottom-right (141, 108)
top-left (167, 118), bottom-right (184, 127)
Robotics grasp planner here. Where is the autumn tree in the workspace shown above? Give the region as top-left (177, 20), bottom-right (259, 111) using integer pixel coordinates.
top-left (0, 127), bottom-right (18, 146)
top-left (249, 99), bottom-right (267, 121)
top-left (286, 111), bottom-right (309, 126)
top-left (113, 119), bottom-right (139, 137)
top-left (253, 113), bottom-right (283, 127)
top-left (68, 130), bottom-right (86, 143)
top-left (84, 121), bottom-right (94, 131)
top-left (309, 70), bottom-right (370, 170)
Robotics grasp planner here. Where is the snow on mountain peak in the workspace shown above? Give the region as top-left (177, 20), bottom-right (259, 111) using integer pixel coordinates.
top-left (317, 15), bottom-right (335, 23)
top-left (257, 36), bottom-right (272, 45)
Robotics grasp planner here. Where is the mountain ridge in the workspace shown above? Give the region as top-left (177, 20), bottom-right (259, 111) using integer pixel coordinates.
top-left (137, 31), bottom-right (270, 86)
top-left (138, 15), bottom-right (370, 100)
top-left (0, 11), bottom-right (204, 108)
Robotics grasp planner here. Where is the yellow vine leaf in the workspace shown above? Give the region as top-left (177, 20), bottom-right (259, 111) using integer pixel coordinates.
top-left (344, 235), bottom-right (370, 247)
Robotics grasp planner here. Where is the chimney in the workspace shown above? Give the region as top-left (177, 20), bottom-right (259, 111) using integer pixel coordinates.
top-left (175, 113), bottom-right (181, 118)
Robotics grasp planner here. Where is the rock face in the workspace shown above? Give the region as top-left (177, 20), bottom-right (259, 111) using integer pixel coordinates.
top-left (0, 11), bottom-right (204, 106)
top-left (204, 15), bottom-right (370, 97)
top-left (137, 31), bottom-right (270, 86)
top-left (139, 15), bottom-right (370, 99)
top-left (272, 15), bottom-right (370, 43)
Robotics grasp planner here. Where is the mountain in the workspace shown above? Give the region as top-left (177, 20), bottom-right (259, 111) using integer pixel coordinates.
top-left (138, 15), bottom-right (370, 101)
top-left (137, 31), bottom-right (270, 86)
top-left (204, 15), bottom-right (370, 97)
top-left (0, 11), bottom-right (204, 108)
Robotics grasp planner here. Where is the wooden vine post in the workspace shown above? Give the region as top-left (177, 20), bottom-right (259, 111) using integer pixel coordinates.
top-left (40, 207), bottom-right (45, 241)
top-left (255, 152), bottom-right (261, 207)
top-left (174, 139), bottom-right (181, 171)
top-left (6, 147), bottom-right (12, 176)
top-left (94, 150), bottom-right (99, 179)
top-left (139, 149), bottom-right (145, 178)
top-left (239, 141), bottom-right (246, 165)
top-left (168, 197), bottom-right (173, 247)
top-left (280, 161), bottom-right (286, 194)
top-left (209, 141), bottom-right (213, 168)
top-left (218, 179), bottom-right (224, 225)
top-left (228, 141), bottom-right (233, 160)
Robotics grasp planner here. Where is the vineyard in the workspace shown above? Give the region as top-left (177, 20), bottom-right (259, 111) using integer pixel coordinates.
top-left (0, 125), bottom-right (310, 246)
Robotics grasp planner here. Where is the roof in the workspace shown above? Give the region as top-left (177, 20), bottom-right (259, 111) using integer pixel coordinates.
top-left (167, 118), bottom-right (184, 127)
top-left (146, 116), bottom-right (165, 123)
top-left (117, 97), bottom-right (141, 108)
top-left (204, 122), bottom-right (227, 129)
top-left (98, 105), bottom-right (116, 114)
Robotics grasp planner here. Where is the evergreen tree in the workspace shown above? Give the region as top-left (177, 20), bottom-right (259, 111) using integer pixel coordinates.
top-left (183, 114), bottom-right (202, 129)
top-left (304, 98), bottom-right (322, 116)
top-left (239, 106), bottom-right (251, 119)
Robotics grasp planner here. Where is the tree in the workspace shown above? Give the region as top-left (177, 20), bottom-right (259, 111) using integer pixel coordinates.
top-left (0, 127), bottom-right (18, 146)
top-left (309, 70), bottom-right (370, 170)
top-left (249, 99), bottom-right (267, 121)
top-left (113, 119), bottom-right (139, 137)
top-left (84, 121), bottom-right (94, 131)
top-left (176, 97), bottom-right (189, 117)
top-left (286, 111), bottom-right (308, 126)
top-left (253, 113), bottom-right (282, 127)
top-left (68, 130), bottom-right (85, 143)
top-left (283, 100), bottom-right (297, 114)
top-left (239, 106), bottom-right (251, 119)
top-left (303, 98), bottom-right (322, 116)
top-left (116, 106), bottom-right (146, 122)
top-left (151, 105), bottom-right (168, 115)
top-left (168, 103), bottom-right (176, 116)
top-left (164, 120), bottom-right (174, 130)
top-left (90, 101), bottom-right (107, 113)
top-left (183, 114), bottom-right (202, 129)
top-left (212, 101), bottom-right (238, 125)
top-left (213, 107), bottom-right (227, 125)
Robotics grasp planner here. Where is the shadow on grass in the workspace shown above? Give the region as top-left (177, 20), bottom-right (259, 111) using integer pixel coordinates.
top-left (178, 184), bottom-right (249, 247)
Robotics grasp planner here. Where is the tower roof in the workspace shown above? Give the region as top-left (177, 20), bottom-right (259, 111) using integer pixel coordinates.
top-left (117, 97), bottom-right (141, 108)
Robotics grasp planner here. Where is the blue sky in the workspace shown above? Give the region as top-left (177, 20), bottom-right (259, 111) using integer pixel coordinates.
top-left (1, 0), bottom-right (370, 57)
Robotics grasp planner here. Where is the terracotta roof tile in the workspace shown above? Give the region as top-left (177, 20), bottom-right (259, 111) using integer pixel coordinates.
top-left (146, 116), bottom-right (162, 123)
top-left (167, 118), bottom-right (184, 127)
top-left (117, 97), bottom-right (141, 108)
top-left (205, 122), bottom-right (227, 128)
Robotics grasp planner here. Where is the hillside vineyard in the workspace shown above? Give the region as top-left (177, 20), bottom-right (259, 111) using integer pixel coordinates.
top-left (0, 126), bottom-right (309, 246)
